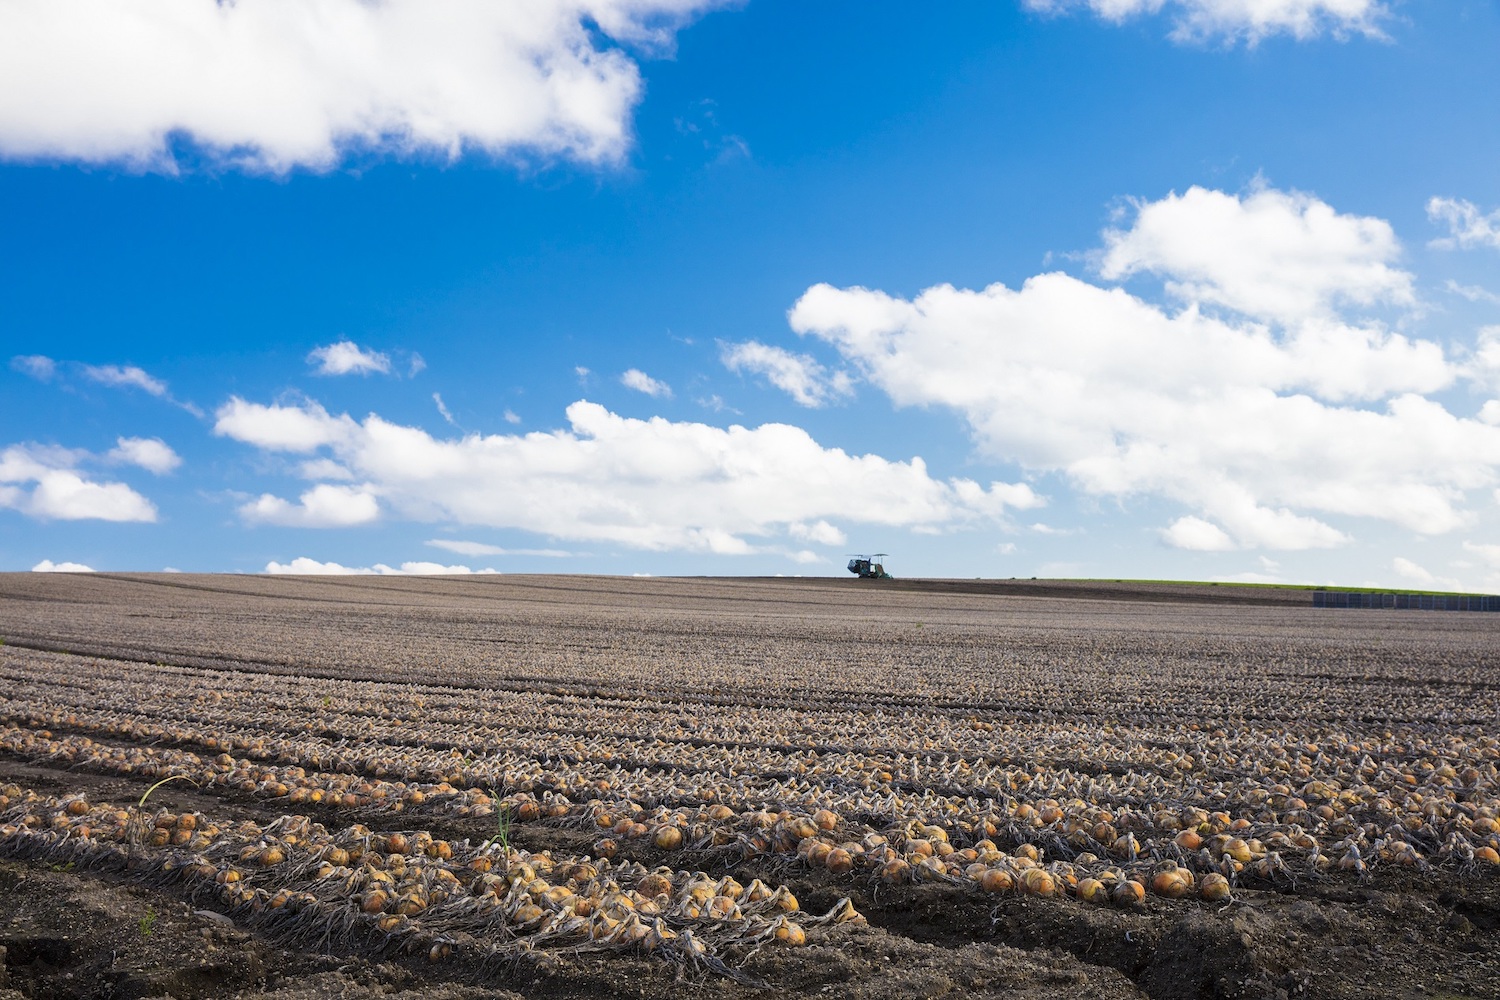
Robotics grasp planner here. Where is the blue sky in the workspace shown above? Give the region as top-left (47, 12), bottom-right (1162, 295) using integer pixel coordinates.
top-left (3, 0), bottom-right (1500, 589)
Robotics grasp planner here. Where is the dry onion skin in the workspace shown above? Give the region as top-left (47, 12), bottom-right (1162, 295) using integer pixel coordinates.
top-left (0, 784), bottom-right (862, 977)
top-left (0, 573), bottom-right (1498, 977)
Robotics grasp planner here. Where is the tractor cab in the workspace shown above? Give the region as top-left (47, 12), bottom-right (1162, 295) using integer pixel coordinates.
top-left (847, 553), bottom-right (891, 579)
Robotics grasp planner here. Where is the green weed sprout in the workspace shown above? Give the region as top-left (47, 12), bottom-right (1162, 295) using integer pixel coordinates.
top-left (480, 793), bottom-right (513, 877)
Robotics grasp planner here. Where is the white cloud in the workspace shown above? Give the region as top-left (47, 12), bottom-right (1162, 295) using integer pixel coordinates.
top-left (308, 340), bottom-right (392, 376)
top-left (1463, 541), bottom-right (1500, 569)
top-left (10, 354), bottom-right (55, 380)
top-left (503, 409), bottom-right (522, 425)
top-left (265, 557), bottom-right (375, 575)
top-left (1100, 185), bottom-right (1414, 325)
top-left (1164, 512), bottom-right (1236, 551)
top-left (984, 482), bottom-right (1046, 510)
top-left (620, 368), bottom-right (672, 398)
top-left (1444, 280), bottom-right (1500, 306)
top-left (218, 397), bottom-right (1038, 553)
top-left (17, 357), bottom-right (199, 413)
top-left (0, 443), bottom-right (158, 522)
top-left (1211, 571), bottom-right (1283, 584)
top-left (1428, 197), bottom-right (1500, 251)
top-left (0, 0), bottom-right (729, 173)
top-left (1024, 0), bottom-right (1387, 43)
top-left (1391, 556), bottom-right (1461, 591)
top-left (397, 560), bottom-right (497, 575)
top-left (107, 436), bottom-right (181, 474)
top-left (788, 520), bottom-right (846, 546)
top-left (1470, 327), bottom-right (1500, 392)
top-left (81, 363), bottom-right (169, 396)
top-left (720, 340), bottom-right (854, 407)
top-left (214, 397), bottom-right (357, 452)
top-left (426, 539), bottom-right (571, 557)
top-left (429, 539), bottom-right (505, 557)
top-left (434, 393), bottom-right (458, 426)
top-left (32, 559), bottom-right (95, 573)
top-left (265, 556), bottom-right (495, 575)
top-left (298, 458), bottom-right (356, 480)
top-left (21, 471), bottom-right (157, 522)
top-left (790, 187), bottom-right (1500, 552)
top-left (240, 483), bottom-right (381, 527)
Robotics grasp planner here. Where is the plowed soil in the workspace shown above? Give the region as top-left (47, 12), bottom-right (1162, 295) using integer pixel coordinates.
top-left (0, 573), bottom-right (1496, 1000)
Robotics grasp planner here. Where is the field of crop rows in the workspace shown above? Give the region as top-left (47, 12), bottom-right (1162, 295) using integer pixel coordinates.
top-left (0, 572), bottom-right (1496, 1000)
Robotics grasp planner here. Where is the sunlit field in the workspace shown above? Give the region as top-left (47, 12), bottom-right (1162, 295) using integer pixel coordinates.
top-left (1, 573), bottom-right (1495, 999)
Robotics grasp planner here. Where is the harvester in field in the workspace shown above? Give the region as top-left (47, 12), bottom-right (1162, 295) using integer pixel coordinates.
top-left (846, 553), bottom-right (892, 579)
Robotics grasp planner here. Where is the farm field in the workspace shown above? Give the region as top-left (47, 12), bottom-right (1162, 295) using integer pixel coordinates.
top-left (0, 572), bottom-right (1496, 1000)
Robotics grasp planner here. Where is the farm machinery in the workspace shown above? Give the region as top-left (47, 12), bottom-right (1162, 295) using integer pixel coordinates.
top-left (846, 553), bottom-right (891, 579)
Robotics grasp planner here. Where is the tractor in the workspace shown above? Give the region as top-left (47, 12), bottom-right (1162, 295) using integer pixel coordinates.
top-left (847, 553), bottom-right (892, 579)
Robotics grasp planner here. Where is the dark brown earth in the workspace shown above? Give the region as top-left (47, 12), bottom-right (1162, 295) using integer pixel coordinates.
top-left (0, 573), bottom-right (1496, 999)
top-left (3, 749), bottom-right (1495, 1000)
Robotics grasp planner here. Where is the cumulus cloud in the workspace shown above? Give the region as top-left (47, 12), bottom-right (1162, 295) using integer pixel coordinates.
top-left (240, 483), bottom-right (381, 527)
top-left (1100, 185), bottom-right (1414, 324)
top-left (787, 520), bottom-right (847, 546)
top-left (11, 354), bottom-right (55, 380)
top-left (1469, 328), bottom-right (1500, 393)
top-left (107, 436), bottom-right (181, 474)
top-left (1024, 0), bottom-right (1388, 43)
top-left (308, 341), bottom-right (391, 376)
top-left (398, 560), bottom-right (497, 575)
top-left (214, 397), bottom-right (357, 452)
top-left (0, 443), bottom-right (158, 522)
top-left (32, 559), bottom-right (96, 572)
top-left (720, 340), bottom-right (854, 407)
top-left (1428, 197), bottom-right (1500, 251)
top-left (265, 557), bottom-right (495, 575)
top-left (0, 0), bottom-right (729, 173)
top-left (620, 368), bottom-right (672, 398)
top-left (264, 557), bottom-right (376, 575)
top-left (789, 185), bottom-right (1500, 551)
top-left (217, 398), bottom-right (1039, 553)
